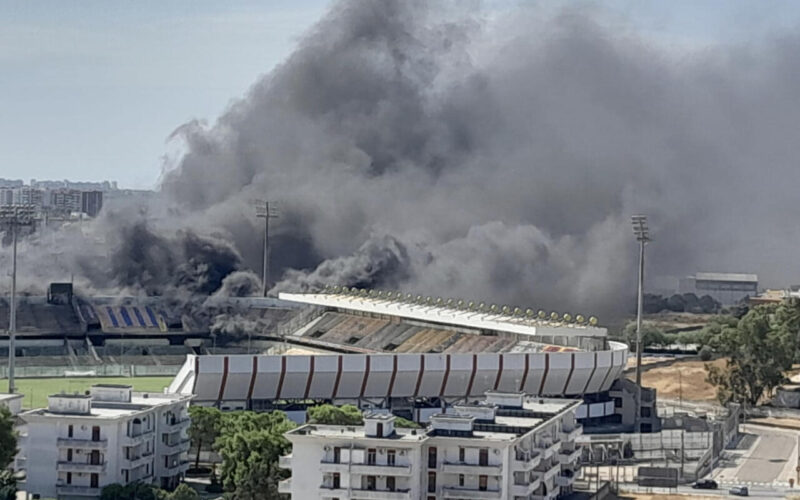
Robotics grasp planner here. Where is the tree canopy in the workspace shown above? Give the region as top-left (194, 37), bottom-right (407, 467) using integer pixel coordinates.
top-left (215, 411), bottom-right (295, 499)
top-left (187, 405), bottom-right (223, 469)
top-left (0, 407), bottom-right (17, 470)
top-left (100, 482), bottom-right (199, 500)
top-left (705, 302), bottom-right (797, 405)
top-left (307, 404), bottom-right (363, 425)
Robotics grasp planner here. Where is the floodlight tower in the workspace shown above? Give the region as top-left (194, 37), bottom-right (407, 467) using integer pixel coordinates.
top-left (0, 205), bottom-right (35, 393)
top-left (631, 214), bottom-right (651, 432)
top-left (254, 201), bottom-right (279, 297)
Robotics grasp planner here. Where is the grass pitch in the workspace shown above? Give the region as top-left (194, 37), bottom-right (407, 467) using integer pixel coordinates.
top-left (12, 376), bottom-right (175, 409)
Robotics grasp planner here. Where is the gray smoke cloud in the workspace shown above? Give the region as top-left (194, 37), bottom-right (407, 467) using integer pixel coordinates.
top-left (4, 0), bottom-right (800, 321)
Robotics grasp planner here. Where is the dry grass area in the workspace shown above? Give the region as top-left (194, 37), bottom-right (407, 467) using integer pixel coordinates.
top-left (638, 359), bottom-right (725, 402)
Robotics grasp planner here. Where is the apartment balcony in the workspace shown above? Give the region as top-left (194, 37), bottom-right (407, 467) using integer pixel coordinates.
top-left (441, 487), bottom-right (502, 499)
top-left (540, 441), bottom-right (561, 460)
top-left (57, 437), bottom-right (108, 450)
top-left (320, 460), bottom-right (351, 473)
top-left (512, 451), bottom-right (542, 471)
top-left (278, 478), bottom-right (292, 494)
top-left (532, 461), bottom-right (561, 483)
top-left (350, 489), bottom-right (412, 500)
top-left (441, 462), bottom-right (502, 476)
top-left (350, 463), bottom-right (412, 476)
top-left (560, 424), bottom-right (582, 442)
top-left (162, 439), bottom-right (191, 454)
top-left (57, 461), bottom-right (106, 474)
top-left (556, 473), bottom-right (575, 488)
top-left (163, 417), bottom-right (190, 432)
top-left (56, 485), bottom-right (101, 497)
top-left (532, 490), bottom-right (560, 500)
top-left (121, 430), bottom-right (154, 446)
top-left (278, 454), bottom-right (292, 469)
top-left (510, 478), bottom-right (542, 497)
top-left (319, 485), bottom-right (350, 498)
top-left (164, 460), bottom-right (190, 472)
top-left (558, 447), bottom-right (581, 465)
top-left (123, 453), bottom-right (153, 470)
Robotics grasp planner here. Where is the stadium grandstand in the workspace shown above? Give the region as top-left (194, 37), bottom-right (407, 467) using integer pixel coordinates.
top-left (169, 287), bottom-right (657, 432)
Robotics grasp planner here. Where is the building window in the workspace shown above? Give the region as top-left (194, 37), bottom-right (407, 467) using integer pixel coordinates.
top-left (90, 473), bottom-right (99, 489)
top-left (428, 447), bottom-right (437, 469)
top-left (479, 448), bottom-right (489, 466)
top-left (92, 426), bottom-right (100, 442)
top-left (66, 472), bottom-right (72, 485)
top-left (479, 475), bottom-right (488, 491)
top-left (367, 448), bottom-right (376, 465)
top-left (68, 424), bottom-right (73, 438)
top-left (459, 474), bottom-right (465, 486)
top-left (459, 447), bottom-right (465, 463)
top-left (428, 472), bottom-right (436, 493)
top-left (333, 447), bottom-right (341, 464)
top-left (387, 476), bottom-right (395, 491)
top-left (366, 476), bottom-right (376, 490)
top-left (387, 449), bottom-right (396, 466)
top-left (67, 449), bottom-right (73, 462)
top-left (377, 422), bottom-right (384, 437)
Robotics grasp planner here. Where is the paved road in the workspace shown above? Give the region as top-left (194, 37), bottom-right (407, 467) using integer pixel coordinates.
top-left (735, 431), bottom-right (795, 482)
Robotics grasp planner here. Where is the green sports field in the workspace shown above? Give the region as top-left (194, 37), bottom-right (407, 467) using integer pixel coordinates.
top-left (11, 376), bottom-right (175, 410)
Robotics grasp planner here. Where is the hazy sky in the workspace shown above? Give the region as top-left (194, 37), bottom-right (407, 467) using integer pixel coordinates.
top-left (2, 0), bottom-right (800, 189)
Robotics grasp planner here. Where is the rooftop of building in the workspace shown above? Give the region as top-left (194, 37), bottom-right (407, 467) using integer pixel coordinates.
top-left (693, 272), bottom-right (758, 283)
top-left (21, 390), bottom-right (190, 420)
top-left (0, 393), bottom-right (23, 403)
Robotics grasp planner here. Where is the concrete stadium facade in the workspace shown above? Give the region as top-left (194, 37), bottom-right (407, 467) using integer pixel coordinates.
top-left (169, 292), bottom-right (629, 419)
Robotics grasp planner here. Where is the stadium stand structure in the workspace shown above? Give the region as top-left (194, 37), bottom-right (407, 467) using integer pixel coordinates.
top-left (169, 289), bottom-right (646, 430)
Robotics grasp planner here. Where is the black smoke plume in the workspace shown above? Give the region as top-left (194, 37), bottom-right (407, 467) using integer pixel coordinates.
top-left (5, 0), bottom-right (800, 321)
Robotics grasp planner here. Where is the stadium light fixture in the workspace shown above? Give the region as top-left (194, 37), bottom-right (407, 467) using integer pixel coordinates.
top-left (631, 214), bottom-right (651, 433)
top-left (253, 200), bottom-right (279, 297)
top-left (0, 205), bottom-right (36, 394)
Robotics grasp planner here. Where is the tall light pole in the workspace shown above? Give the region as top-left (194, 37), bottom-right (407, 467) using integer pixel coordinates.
top-left (254, 201), bottom-right (279, 297)
top-left (631, 214), bottom-right (650, 432)
top-left (1, 205), bottom-right (35, 393)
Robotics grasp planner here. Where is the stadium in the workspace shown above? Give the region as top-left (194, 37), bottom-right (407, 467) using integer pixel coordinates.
top-left (168, 288), bottom-right (650, 431)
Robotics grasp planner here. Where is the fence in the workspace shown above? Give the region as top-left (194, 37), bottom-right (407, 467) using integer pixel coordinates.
top-left (0, 363), bottom-right (181, 379)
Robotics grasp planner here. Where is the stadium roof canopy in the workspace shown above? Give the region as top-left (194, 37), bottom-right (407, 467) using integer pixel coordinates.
top-left (278, 292), bottom-right (606, 338)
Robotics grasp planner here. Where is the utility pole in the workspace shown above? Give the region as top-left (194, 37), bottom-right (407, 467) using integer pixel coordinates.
top-left (1, 205), bottom-right (35, 393)
top-left (631, 214), bottom-right (651, 433)
top-left (254, 201), bottom-right (279, 297)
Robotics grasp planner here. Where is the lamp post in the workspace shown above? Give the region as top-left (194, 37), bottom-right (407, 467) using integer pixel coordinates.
top-left (254, 201), bottom-right (279, 297)
top-left (1, 205), bottom-right (35, 393)
top-left (631, 214), bottom-right (651, 433)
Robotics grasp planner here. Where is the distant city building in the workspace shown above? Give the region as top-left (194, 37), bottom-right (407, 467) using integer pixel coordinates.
top-left (18, 384), bottom-right (191, 498)
top-left (279, 394), bottom-right (582, 500)
top-left (0, 179), bottom-right (110, 218)
top-left (679, 272), bottom-right (758, 305)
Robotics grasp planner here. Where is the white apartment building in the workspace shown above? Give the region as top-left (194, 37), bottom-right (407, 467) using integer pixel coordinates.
top-left (279, 392), bottom-right (582, 500)
top-left (18, 384), bottom-right (192, 499)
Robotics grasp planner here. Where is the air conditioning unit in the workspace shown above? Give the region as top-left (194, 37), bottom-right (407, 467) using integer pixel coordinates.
top-left (324, 446), bottom-right (331, 451)
top-left (399, 450), bottom-right (406, 456)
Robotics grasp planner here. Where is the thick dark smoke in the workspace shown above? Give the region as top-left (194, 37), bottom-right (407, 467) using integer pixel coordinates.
top-left (4, 1), bottom-right (800, 321)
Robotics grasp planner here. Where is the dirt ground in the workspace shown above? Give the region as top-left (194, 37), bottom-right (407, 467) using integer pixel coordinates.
top-left (638, 359), bottom-right (725, 401)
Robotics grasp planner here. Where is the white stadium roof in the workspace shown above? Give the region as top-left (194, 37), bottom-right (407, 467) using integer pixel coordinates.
top-left (278, 292), bottom-right (607, 338)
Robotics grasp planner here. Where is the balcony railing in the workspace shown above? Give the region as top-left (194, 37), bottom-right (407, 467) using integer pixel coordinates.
top-left (510, 478), bottom-right (541, 497)
top-left (513, 450), bottom-right (542, 471)
top-left (162, 439), bottom-right (191, 453)
top-left (560, 425), bottom-right (582, 442)
top-left (56, 485), bottom-right (101, 497)
top-left (350, 488), bottom-right (412, 500)
top-left (558, 447), bottom-right (581, 465)
top-left (164, 460), bottom-right (190, 471)
top-left (163, 417), bottom-right (190, 430)
top-left (441, 486), bottom-right (502, 499)
top-left (278, 478), bottom-right (292, 494)
top-left (57, 437), bottom-right (108, 449)
top-left (278, 454), bottom-right (292, 469)
top-left (350, 463), bottom-right (412, 476)
top-left (57, 461), bottom-right (106, 473)
top-left (441, 461), bottom-right (502, 475)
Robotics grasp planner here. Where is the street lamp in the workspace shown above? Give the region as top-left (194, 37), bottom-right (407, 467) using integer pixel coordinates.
top-left (1, 205), bottom-right (36, 393)
top-left (631, 214), bottom-right (651, 433)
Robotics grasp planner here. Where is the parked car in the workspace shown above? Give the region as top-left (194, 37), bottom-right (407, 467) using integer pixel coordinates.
top-left (692, 479), bottom-right (718, 489)
top-left (729, 485), bottom-right (749, 496)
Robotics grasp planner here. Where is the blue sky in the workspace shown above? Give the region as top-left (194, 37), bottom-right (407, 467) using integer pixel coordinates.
top-left (2, 0), bottom-right (800, 189)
